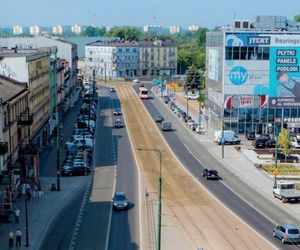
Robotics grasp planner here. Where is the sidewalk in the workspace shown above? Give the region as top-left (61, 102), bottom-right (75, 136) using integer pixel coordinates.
top-left (0, 99), bottom-right (89, 250)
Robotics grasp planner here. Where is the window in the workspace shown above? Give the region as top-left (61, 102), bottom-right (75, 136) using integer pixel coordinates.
top-left (262, 47), bottom-right (269, 60)
top-left (233, 47), bottom-right (240, 60)
top-left (225, 47), bottom-right (233, 60)
top-left (240, 47), bottom-right (247, 60)
top-left (126, 48), bottom-right (130, 52)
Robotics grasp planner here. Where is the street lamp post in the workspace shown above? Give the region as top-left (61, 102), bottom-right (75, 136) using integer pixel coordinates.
top-left (136, 148), bottom-right (162, 250)
top-left (221, 104), bottom-right (225, 159)
top-left (55, 59), bottom-right (61, 192)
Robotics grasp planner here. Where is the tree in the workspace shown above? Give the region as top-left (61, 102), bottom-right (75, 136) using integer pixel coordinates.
top-left (82, 26), bottom-right (106, 37)
top-left (184, 65), bottom-right (203, 93)
top-left (106, 27), bottom-right (141, 40)
top-left (294, 15), bottom-right (300, 22)
top-left (278, 128), bottom-right (292, 162)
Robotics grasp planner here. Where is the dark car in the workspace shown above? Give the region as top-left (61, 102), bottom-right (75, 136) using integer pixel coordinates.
top-left (163, 95), bottom-right (170, 104)
top-left (113, 109), bottom-right (122, 116)
top-left (202, 168), bottom-right (219, 180)
top-left (155, 115), bottom-right (164, 123)
top-left (265, 138), bottom-right (276, 148)
top-left (253, 138), bottom-right (266, 148)
top-left (110, 88), bottom-right (116, 92)
top-left (257, 133), bottom-right (271, 141)
top-left (246, 131), bottom-right (256, 140)
top-left (61, 166), bottom-right (73, 176)
top-left (114, 119), bottom-right (124, 128)
top-left (273, 152), bottom-right (299, 163)
top-left (113, 192), bottom-right (128, 210)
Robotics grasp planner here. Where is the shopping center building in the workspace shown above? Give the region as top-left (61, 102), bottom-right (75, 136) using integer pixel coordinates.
top-left (205, 16), bottom-right (300, 134)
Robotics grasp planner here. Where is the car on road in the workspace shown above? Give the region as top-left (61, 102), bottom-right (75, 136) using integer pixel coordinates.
top-left (133, 79), bottom-right (139, 83)
top-left (253, 138), bottom-right (266, 148)
top-left (184, 93), bottom-right (199, 100)
top-left (72, 165), bottom-right (91, 176)
top-left (62, 165), bottom-right (73, 176)
top-left (202, 168), bottom-right (219, 180)
top-left (113, 109), bottom-right (122, 116)
top-left (110, 88), bottom-right (116, 92)
top-left (273, 152), bottom-right (299, 163)
top-left (114, 119), bottom-right (124, 128)
top-left (113, 192), bottom-right (128, 210)
top-left (155, 115), bottom-right (164, 123)
top-left (273, 224), bottom-right (300, 244)
top-left (246, 131), bottom-right (256, 140)
top-left (291, 136), bottom-right (300, 148)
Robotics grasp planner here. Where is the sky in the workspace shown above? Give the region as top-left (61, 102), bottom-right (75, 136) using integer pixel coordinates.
top-left (1, 0), bottom-right (299, 29)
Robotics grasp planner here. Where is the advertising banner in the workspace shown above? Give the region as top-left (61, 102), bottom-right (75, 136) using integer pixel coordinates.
top-left (224, 60), bottom-right (269, 95)
top-left (224, 95), bottom-right (267, 108)
top-left (208, 49), bottom-right (219, 81)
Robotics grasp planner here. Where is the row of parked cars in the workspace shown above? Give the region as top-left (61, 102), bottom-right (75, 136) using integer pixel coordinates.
top-left (62, 87), bottom-right (98, 177)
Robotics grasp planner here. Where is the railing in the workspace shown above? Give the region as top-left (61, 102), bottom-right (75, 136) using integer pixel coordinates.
top-left (17, 113), bottom-right (33, 126)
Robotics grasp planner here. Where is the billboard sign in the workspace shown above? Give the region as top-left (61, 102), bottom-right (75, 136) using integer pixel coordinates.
top-left (225, 95), bottom-right (267, 108)
top-left (208, 49), bottom-right (219, 81)
top-left (224, 61), bottom-right (269, 95)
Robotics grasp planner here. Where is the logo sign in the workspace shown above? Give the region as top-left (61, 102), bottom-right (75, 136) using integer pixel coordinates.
top-left (229, 66), bottom-right (248, 85)
top-left (248, 36), bottom-right (270, 45)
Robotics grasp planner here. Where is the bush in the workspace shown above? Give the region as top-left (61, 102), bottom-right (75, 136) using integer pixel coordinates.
top-left (262, 163), bottom-right (300, 175)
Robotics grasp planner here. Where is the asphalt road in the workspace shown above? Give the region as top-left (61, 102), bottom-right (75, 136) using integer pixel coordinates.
top-left (136, 83), bottom-right (300, 250)
top-left (108, 88), bottom-right (140, 250)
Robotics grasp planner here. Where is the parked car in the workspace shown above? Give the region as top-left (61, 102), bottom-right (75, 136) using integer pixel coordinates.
top-left (110, 88), bottom-right (116, 92)
top-left (163, 95), bottom-right (170, 104)
top-left (155, 115), bottom-right (164, 123)
top-left (273, 224), bottom-right (300, 244)
top-left (246, 131), bottom-right (256, 140)
top-left (114, 119), bottom-right (124, 128)
top-left (113, 109), bottom-right (122, 116)
top-left (291, 136), bottom-right (300, 148)
top-left (202, 168), bottom-right (219, 180)
top-left (72, 165), bottom-right (91, 176)
top-left (265, 138), bottom-right (276, 148)
top-left (61, 166), bottom-right (73, 176)
top-left (257, 133), bottom-right (271, 141)
top-left (133, 79), bottom-right (139, 83)
top-left (113, 192), bottom-right (128, 210)
top-left (253, 138), bottom-right (266, 148)
top-left (273, 152), bottom-right (299, 163)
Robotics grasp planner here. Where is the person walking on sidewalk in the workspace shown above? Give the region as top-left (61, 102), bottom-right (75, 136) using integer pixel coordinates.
top-left (8, 229), bottom-right (14, 249)
top-left (14, 207), bottom-right (20, 224)
top-left (15, 229), bottom-right (22, 248)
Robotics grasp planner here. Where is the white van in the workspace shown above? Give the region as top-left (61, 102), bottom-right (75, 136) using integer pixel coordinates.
top-left (214, 130), bottom-right (241, 145)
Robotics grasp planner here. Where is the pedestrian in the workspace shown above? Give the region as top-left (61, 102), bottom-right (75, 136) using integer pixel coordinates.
top-left (26, 187), bottom-right (32, 201)
top-left (15, 229), bottom-right (22, 248)
top-left (14, 207), bottom-right (20, 224)
top-left (8, 229), bottom-right (14, 248)
top-left (38, 185), bottom-right (43, 198)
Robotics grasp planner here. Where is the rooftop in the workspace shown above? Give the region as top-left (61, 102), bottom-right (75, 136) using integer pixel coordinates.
top-left (0, 75), bottom-right (27, 104)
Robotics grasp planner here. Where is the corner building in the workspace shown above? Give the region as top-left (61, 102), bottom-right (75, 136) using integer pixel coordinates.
top-left (206, 29), bottom-right (300, 134)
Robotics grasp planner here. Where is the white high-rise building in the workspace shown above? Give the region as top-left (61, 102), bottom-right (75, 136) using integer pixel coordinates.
top-left (188, 25), bottom-right (199, 31)
top-left (71, 24), bottom-right (81, 35)
top-left (52, 25), bottom-right (63, 35)
top-left (30, 25), bottom-right (40, 36)
top-left (13, 26), bottom-right (23, 35)
top-left (169, 25), bottom-right (181, 34)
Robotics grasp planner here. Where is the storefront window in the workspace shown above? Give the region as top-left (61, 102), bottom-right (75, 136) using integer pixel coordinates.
top-left (284, 108), bottom-right (290, 118)
top-left (291, 109), bottom-right (298, 117)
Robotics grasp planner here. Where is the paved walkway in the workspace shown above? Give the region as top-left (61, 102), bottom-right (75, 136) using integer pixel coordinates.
top-left (0, 99), bottom-right (90, 250)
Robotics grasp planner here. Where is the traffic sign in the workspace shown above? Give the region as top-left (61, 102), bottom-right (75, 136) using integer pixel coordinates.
top-left (205, 115), bottom-right (209, 121)
top-left (273, 169), bottom-right (279, 176)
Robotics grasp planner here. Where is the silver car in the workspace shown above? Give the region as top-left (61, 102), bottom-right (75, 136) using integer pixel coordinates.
top-left (273, 224), bottom-right (300, 244)
top-left (113, 192), bottom-right (128, 210)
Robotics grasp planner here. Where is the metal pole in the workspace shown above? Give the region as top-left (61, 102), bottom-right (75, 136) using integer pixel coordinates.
top-left (274, 134), bottom-right (278, 186)
top-left (136, 148), bottom-right (162, 250)
top-left (54, 58), bottom-right (61, 192)
top-left (157, 149), bottom-right (162, 250)
top-left (221, 104), bottom-right (224, 159)
top-left (104, 62), bottom-right (107, 84)
top-left (25, 164), bottom-right (29, 247)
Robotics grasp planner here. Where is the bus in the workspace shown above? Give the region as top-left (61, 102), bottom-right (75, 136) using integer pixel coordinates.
top-left (139, 87), bottom-right (149, 99)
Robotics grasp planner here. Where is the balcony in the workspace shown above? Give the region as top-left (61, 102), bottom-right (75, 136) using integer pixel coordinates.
top-left (0, 142), bottom-right (8, 155)
top-left (17, 112), bottom-right (33, 126)
top-left (19, 143), bottom-right (39, 156)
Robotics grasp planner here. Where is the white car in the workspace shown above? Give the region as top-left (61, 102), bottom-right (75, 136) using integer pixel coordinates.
top-left (291, 136), bottom-right (300, 148)
top-left (184, 93), bottom-right (199, 100)
top-left (133, 79), bottom-right (140, 83)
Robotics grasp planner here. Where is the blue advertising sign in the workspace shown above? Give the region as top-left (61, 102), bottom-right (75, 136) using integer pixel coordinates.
top-left (226, 34), bottom-right (270, 47)
top-left (269, 47), bottom-right (300, 98)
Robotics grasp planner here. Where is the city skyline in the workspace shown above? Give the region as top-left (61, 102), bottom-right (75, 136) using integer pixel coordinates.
top-left (1, 0), bottom-right (299, 29)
